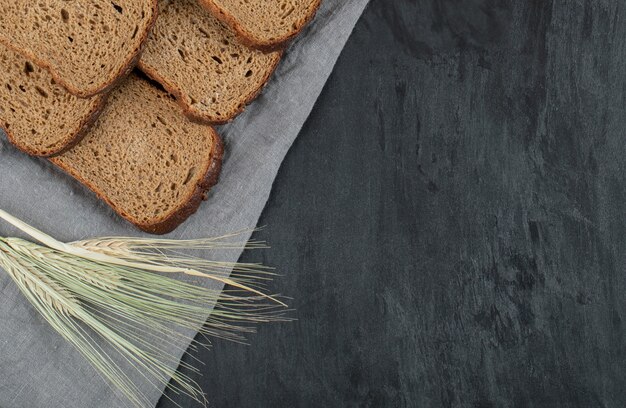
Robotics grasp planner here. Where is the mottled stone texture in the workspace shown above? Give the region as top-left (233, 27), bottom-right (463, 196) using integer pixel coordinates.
top-left (159, 1), bottom-right (626, 407)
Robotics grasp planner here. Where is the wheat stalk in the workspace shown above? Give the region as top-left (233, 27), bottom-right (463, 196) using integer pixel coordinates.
top-left (0, 239), bottom-right (79, 317)
top-left (0, 209), bottom-right (288, 407)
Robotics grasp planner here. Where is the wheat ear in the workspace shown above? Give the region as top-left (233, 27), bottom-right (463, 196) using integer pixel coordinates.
top-left (0, 209), bottom-right (288, 408)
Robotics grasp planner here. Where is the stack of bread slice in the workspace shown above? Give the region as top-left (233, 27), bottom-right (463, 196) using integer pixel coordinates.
top-left (0, 0), bottom-right (320, 234)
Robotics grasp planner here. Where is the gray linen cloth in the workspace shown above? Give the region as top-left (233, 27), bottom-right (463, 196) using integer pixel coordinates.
top-left (0, 1), bottom-right (369, 407)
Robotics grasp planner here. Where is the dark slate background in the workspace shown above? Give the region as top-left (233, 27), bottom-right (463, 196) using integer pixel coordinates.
top-left (159, 0), bottom-right (626, 406)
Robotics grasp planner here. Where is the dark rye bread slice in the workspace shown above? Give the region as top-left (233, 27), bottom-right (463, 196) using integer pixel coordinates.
top-left (50, 75), bottom-right (224, 235)
top-left (0, 43), bottom-right (106, 157)
top-left (0, 0), bottom-right (158, 97)
top-left (139, 0), bottom-right (282, 124)
top-left (198, 0), bottom-right (321, 50)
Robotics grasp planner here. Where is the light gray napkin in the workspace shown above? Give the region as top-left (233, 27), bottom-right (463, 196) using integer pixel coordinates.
top-left (0, 1), bottom-right (369, 407)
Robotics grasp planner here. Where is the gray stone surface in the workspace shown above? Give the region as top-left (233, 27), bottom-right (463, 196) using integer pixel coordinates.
top-left (160, 1), bottom-right (626, 407)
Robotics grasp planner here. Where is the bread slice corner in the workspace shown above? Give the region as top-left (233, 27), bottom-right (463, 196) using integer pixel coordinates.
top-left (198, 0), bottom-right (322, 50)
top-left (0, 44), bottom-right (106, 157)
top-left (0, 0), bottom-right (159, 97)
top-left (139, 0), bottom-right (282, 124)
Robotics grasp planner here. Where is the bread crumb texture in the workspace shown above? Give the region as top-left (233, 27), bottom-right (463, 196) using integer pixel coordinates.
top-left (0, 0), bottom-right (156, 96)
top-left (0, 44), bottom-right (103, 156)
top-left (200, 0), bottom-right (320, 47)
top-left (140, 0), bottom-right (281, 123)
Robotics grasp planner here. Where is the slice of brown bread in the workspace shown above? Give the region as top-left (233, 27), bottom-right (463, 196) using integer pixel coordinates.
top-left (138, 0), bottom-right (282, 124)
top-left (0, 0), bottom-right (158, 97)
top-left (0, 43), bottom-right (106, 157)
top-left (198, 0), bottom-right (321, 50)
top-left (50, 75), bottom-right (224, 235)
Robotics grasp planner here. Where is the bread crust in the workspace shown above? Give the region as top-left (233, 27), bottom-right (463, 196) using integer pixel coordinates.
top-left (198, 0), bottom-right (322, 51)
top-left (0, 0), bottom-right (159, 98)
top-left (138, 50), bottom-right (283, 125)
top-left (137, 130), bottom-right (224, 234)
top-left (1, 93), bottom-right (108, 157)
top-left (50, 129), bottom-right (224, 235)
